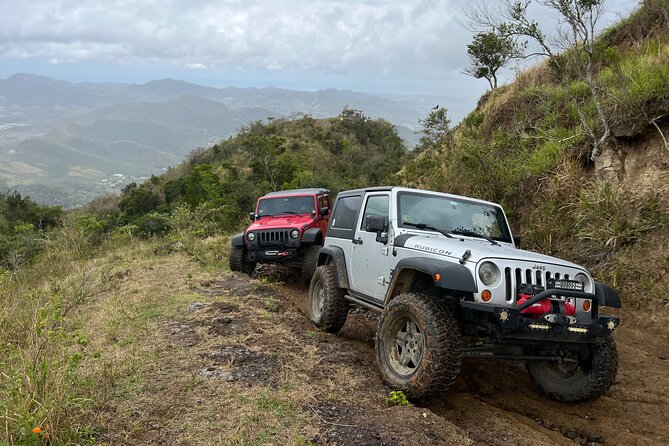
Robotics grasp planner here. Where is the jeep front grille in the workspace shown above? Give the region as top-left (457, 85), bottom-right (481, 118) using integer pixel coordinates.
top-left (257, 229), bottom-right (291, 247)
top-left (503, 267), bottom-right (572, 304)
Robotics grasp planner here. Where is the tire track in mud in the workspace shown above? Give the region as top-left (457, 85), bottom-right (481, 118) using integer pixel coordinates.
top-left (272, 272), bottom-right (669, 446)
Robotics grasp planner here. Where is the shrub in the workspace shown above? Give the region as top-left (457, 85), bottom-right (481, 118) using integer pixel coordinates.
top-left (135, 212), bottom-right (170, 237)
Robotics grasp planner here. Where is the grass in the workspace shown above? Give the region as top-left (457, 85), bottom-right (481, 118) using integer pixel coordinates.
top-left (0, 217), bottom-right (212, 445)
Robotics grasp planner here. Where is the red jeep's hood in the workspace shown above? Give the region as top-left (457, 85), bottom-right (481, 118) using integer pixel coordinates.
top-left (248, 214), bottom-right (315, 231)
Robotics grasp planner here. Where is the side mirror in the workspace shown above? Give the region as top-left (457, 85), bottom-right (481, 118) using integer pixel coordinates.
top-left (319, 207), bottom-right (329, 217)
top-left (365, 215), bottom-right (386, 233)
top-left (249, 212), bottom-right (256, 222)
top-left (513, 235), bottom-right (522, 248)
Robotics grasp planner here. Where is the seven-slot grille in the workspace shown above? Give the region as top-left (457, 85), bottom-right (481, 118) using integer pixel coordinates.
top-left (256, 229), bottom-right (292, 246)
top-left (503, 267), bottom-right (573, 304)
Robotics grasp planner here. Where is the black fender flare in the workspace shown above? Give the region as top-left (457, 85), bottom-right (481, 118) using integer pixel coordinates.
top-left (385, 257), bottom-right (477, 303)
top-left (301, 228), bottom-right (323, 244)
top-left (594, 281), bottom-right (621, 308)
top-left (231, 233), bottom-right (245, 247)
top-left (316, 245), bottom-right (349, 289)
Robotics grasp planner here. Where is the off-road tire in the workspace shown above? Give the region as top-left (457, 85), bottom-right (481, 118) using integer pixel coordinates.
top-left (300, 245), bottom-right (321, 283)
top-left (229, 246), bottom-right (256, 276)
top-left (526, 337), bottom-right (619, 402)
top-left (376, 293), bottom-right (462, 400)
top-left (309, 265), bottom-right (348, 333)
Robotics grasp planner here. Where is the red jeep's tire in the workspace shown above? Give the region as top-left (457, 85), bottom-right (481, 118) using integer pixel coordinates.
top-left (376, 293), bottom-right (462, 399)
top-left (309, 265), bottom-right (348, 333)
top-left (526, 337), bottom-right (619, 402)
top-left (300, 245), bottom-right (321, 283)
top-left (229, 246), bottom-right (256, 276)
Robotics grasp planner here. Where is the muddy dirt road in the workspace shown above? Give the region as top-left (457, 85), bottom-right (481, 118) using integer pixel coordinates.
top-left (104, 262), bottom-right (669, 445)
top-left (273, 272), bottom-right (669, 446)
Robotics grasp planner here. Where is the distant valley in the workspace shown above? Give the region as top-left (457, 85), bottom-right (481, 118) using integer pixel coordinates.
top-left (0, 74), bottom-right (439, 207)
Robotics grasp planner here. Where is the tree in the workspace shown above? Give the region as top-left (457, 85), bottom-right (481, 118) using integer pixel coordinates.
top-left (465, 31), bottom-right (524, 89)
top-left (465, 0), bottom-right (613, 160)
top-left (415, 106), bottom-right (452, 153)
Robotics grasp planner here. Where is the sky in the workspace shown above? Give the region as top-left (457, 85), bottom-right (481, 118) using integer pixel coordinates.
top-left (1, 0), bottom-right (640, 120)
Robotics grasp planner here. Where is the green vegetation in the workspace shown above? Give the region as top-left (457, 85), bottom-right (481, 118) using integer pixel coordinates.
top-left (465, 30), bottom-right (524, 89)
top-left (0, 192), bottom-right (63, 271)
top-left (386, 390), bottom-right (411, 407)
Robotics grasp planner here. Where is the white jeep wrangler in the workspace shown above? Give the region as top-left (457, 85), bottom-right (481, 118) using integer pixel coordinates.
top-left (308, 186), bottom-right (620, 402)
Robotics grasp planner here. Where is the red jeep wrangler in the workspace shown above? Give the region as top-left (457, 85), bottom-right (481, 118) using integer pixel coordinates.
top-left (229, 188), bottom-right (331, 281)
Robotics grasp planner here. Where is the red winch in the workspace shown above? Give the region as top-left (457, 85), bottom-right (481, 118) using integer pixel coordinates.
top-left (517, 293), bottom-right (575, 317)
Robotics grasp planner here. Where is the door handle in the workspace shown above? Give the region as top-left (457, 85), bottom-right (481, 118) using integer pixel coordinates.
top-left (352, 237), bottom-right (363, 245)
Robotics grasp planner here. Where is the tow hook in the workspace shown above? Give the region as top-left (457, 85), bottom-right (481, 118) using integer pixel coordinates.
top-left (544, 313), bottom-right (577, 325)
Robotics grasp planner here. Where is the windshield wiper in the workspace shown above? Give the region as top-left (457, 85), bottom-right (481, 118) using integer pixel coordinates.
top-left (450, 229), bottom-right (500, 246)
top-left (277, 211), bottom-right (298, 215)
top-left (403, 222), bottom-right (453, 238)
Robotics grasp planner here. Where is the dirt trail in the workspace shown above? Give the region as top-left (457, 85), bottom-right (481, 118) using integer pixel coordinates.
top-left (103, 262), bottom-right (669, 445)
top-left (275, 272), bottom-right (669, 446)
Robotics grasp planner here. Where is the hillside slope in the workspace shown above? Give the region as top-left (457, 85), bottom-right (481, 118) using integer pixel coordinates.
top-left (397, 0), bottom-right (669, 307)
top-left (109, 109), bottom-right (408, 233)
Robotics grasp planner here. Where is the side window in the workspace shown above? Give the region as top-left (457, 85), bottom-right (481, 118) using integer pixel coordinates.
top-left (331, 196), bottom-right (362, 230)
top-left (361, 195), bottom-right (389, 231)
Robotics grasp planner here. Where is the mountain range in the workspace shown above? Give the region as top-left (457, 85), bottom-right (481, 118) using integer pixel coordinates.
top-left (0, 74), bottom-right (437, 207)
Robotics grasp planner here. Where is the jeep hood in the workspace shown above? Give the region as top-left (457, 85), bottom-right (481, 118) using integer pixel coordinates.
top-left (248, 214), bottom-right (315, 231)
top-left (400, 233), bottom-right (584, 270)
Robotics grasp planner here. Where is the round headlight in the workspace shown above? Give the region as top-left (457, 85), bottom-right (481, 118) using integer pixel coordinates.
top-left (246, 232), bottom-right (255, 242)
top-left (479, 262), bottom-right (500, 286)
top-left (574, 272), bottom-right (592, 293)
top-left (290, 229), bottom-right (300, 239)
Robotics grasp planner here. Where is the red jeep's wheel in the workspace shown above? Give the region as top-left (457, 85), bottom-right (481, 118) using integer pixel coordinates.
top-left (229, 246), bottom-right (256, 276)
top-left (376, 293), bottom-right (462, 399)
top-left (300, 245), bottom-right (321, 283)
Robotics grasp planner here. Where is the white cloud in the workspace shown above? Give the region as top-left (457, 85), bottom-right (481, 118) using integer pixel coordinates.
top-left (0, 0), bottom-right (640, 100)
top-left (0, 1), bottom-right (464, 74)
top-left (183, 63), bottom-right (207, 70)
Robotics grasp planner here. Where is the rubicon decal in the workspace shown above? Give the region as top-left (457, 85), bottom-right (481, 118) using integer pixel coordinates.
top-left (413, 244), bottom-right (453, 256)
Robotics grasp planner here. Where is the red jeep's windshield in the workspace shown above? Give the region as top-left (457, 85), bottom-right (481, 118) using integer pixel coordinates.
top-left (257, 196), bottom-right (315, 216)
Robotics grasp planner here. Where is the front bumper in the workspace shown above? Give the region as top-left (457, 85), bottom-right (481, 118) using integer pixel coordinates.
top-left (460, 288), bottom-right (620, 344)
top-left (246, 246), bottom-right (302, 263)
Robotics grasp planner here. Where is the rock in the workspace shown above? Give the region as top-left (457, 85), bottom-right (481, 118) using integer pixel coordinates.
top-left (216, 316), bottom-right (233, 324)
top-left (154, 240), bottom-right (187, 255)
top-left (566, 431), bottom-right (578, 439)
top-left (588, 433), bottom-right (603, 442)
top-left (188, 302), bottom-right (207, 311)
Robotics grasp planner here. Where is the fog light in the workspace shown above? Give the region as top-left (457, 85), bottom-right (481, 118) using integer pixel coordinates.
top-left (582, 299), bottom-right (591, 312)
top-left (481, 290), bottom-right (492, 302)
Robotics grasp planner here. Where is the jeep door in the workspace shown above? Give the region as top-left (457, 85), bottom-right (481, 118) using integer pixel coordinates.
top-left (349, 193), bottom-right (391, 300)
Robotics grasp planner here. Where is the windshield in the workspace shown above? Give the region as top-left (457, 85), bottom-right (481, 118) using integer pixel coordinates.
top-left (257, 195), bottom-right (315, 216)
top-left (397, 192), bottom-right (512, 243)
